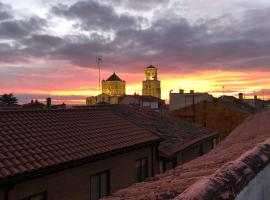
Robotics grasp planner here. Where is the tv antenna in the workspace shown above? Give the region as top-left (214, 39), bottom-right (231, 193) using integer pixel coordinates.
top-left (96, 56), bottom-right (102, 94)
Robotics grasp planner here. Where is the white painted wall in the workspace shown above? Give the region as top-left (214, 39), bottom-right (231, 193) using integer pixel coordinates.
top-left (235, 163), bottom-right (270, 200)
top-left (169, 93), bottom-right (213, 111)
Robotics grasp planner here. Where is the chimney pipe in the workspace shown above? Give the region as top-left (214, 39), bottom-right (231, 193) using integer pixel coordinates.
top-left (239, 93), bottom-right (244, 101)
top-left (46, 97), bottom-right (52, 109)
top-left (179, 89), bottom-right (184, 94)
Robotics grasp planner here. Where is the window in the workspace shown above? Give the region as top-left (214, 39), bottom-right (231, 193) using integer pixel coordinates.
top-left (136, 157), bottom-right (148, 182)
top-left (20, 192), bottom-right (47, 200)
top-left (90, 171), bottom-right (110, 200)
top-left (159, 160), bottom-right (164, 174)
top-left (212, 138), bottom-right (218, 148)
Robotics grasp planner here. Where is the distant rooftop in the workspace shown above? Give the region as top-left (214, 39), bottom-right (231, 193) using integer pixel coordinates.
top-left (105, 109), bottom-right (270, 200)
top-left (217, 95), bottom-right (256, 114)
top-left (120, 95), bottom-right (164, 103)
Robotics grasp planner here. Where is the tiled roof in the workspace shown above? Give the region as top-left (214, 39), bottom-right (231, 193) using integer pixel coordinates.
top-left (106, 72), bottom-right (123, 81)
top-left (0, 108), bottom-right (160, 183)
top-left (105, 109), bottom-right (270, 200)
top-left (120, 95), bottom-right (165, 103)
top-left (108, 105), bottom-right (218, 157)
top-left (217, 96), bottom-right (256, 113)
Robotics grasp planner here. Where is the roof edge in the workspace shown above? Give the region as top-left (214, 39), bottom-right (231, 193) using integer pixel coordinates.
top-left (161, 132), bottom-right (219, 158)
top-left (174, 138), bottom-right (270, 200)
top-left (0, 139), bottom-right (161, 187)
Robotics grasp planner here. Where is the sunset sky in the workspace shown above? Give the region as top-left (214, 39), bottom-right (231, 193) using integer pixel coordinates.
top-left (1, 0), bottom-right (270, 104)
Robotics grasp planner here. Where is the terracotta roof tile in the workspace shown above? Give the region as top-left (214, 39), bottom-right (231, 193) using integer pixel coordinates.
top-left (105, 109), bottom-right (270, 200)
top-left (108, 105), bottom-right (218, 157)
top-left (0, 108), bottom-right (160, 183)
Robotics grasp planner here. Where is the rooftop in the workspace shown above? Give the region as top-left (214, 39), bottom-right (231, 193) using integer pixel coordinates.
top-left (106, 72), bottom-right (124, 81)
top-left (105, 109), bottom-right (270, 200)
top-left (217, 95), bottom-right (256, 114)
top-left (0, 108), bottom-right (160, 185)
top-left (120, 95), bottom-right (165, 103)
top-left (147, 65), bottom-right (156, 69)
top-left (108, 105), bottom-right (218, 157)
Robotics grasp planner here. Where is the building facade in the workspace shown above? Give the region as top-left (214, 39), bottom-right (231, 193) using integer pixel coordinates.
top-left (142, 65), bottom-right (161, 99)
top-left (86, 93), bottom-right (119, 105)
top-left (169, 89), bottom-right (214, 111)
top-left (86, 73), bottom-right (126, 105)
top-left (102, 73), bottom-right (125, 97)
top-left (119, 95), bottom-right (165, 110)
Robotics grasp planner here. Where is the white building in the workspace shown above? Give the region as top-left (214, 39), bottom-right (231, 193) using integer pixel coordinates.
top-left (169, 89), bottom-right (214, 111)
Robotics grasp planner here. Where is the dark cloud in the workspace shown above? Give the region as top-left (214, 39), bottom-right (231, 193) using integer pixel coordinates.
top-left (103, 0), bottom-right (168, 11)
top-left (0, 2), bottom-right (12, 21)
top-left (0, 16), bottom-right (47, 39)
top-left (2, 1), bottom-right (270, 73)
top-left (51, 1), bottom-right (143, 31)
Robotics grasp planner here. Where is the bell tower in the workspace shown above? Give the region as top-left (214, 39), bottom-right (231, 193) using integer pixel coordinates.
top-left (142, 65), bottom-right (161, 98)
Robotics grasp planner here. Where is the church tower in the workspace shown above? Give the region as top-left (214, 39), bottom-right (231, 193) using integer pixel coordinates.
top-left (102, 72), bottom-right (126, 96)
top-left (142, 65), bottom-right (161, 98)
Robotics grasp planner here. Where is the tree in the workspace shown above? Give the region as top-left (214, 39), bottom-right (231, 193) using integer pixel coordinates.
top-left (0, 93), bottom-right (18, 106)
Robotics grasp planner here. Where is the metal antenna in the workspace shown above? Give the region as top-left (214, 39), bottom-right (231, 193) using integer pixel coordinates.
top-left (222, 85), bottom-right (225, 96)
top-left (96, 56), bottom-right (102, 94)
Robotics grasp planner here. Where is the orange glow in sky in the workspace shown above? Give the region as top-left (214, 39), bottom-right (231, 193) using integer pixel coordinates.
top-left (3, 68), bottom-right (268, 105)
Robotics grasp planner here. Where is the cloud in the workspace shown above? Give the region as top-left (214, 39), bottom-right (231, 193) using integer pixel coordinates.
top-left (51, 1), bottom-right (143, 32)
top-left (2, 0), bottom-right (270, 74)
top-left (0, 2), bottom-right (12, 20)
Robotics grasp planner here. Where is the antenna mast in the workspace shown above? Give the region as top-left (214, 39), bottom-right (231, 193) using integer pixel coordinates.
top-left (96, 56), bottom-right (102, 94)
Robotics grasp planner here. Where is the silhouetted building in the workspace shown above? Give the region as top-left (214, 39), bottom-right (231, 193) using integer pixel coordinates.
top-left (170, 101), bottom-right (248, 140)
top-left (217, 95), bottom-right (256, 114)
top-left (243, 95), bottom-right (266, 110)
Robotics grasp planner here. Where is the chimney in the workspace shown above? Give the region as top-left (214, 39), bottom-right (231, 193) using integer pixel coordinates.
top-left (190, 90), bottom-right (195, 94)
top-left (239, 93), bottom-right (244, 101)
top-left (46, 97), bottom-right (52, 109)
top-left (179, 89), bottom-right (184, 94)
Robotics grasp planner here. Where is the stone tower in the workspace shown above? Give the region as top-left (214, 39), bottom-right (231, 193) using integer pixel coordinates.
top-left (102, 72), bottom-right (126, 96)
top-left (142, 65), bottom-right (161, 98)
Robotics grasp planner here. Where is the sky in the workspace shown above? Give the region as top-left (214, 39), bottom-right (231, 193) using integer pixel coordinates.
top-left (0, 0), bottom-right (270, 104)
